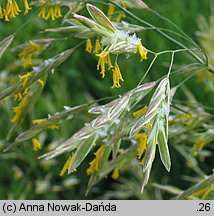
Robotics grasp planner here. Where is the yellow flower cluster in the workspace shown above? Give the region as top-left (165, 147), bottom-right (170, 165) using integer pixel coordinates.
top-left (13, 72), bottom-right (31, 102)
top-left (32, 118), bottom-right (47, 124)
top-left (135, 133), bottom-right (148, 159)
top-left (190, 186), bottom-right (212, 200)
top-left (137, 42), bottom-right (148, 62)
top-left (32, 138), bottom-right (42, 151)
top-left (107, 4), bottom-right (115, 17)
top-left (74, 4), bottom-right (148, 88)
top-left (38, 1), bottom-right (62, 20)
top-left (19, 41), bottom-right (45, 68)
top-left (86, 38), bottom-right (126, 88)
top-left (19, 72), bottom-right (32, 87)
top-left (96, 52), bottom-right (113, 78)
top-left (60, 153), bottom-right (77, 176)
top-left (85, 38), bottom-right (147, 88)
top-left (32, 118), bottom-right (59, 130)
top-left (11, 71), bottom-right (48, 124)
top-left (37, 79), bottom-right (44, 87)
top-left (87, 145), bottom-right (105, 175)
top-left (13, 92), bottom-right (23, 101)
top-left (111, 63), bottom-right (124, 88)
top-left (60, 155), bottom-right (72, 176)
top-left (86, 38), bottom-right (102, 54)
top-left (85, 39), bottom-right (93, 53)
top-left (192, 138), bottom-right (207, 156)
top-left (144, 123), bottom-right (153, 129)
top-left (0, 0), bottom-right (31, 21)
top-left (107, 4), bottom-right (125, 22)
top-left (11, 94), bottom-right (29, 124)
top-left (13, 87), bottom-right (29, 101)
top-left (13, 73), bottom-right (30, 102)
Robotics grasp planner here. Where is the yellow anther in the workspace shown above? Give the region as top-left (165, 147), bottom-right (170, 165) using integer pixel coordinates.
top-left (133, 106), bottom-right (148, 118)
top-left (135, 133), bottom-right (148, 159)
top-left (137, 42), bottom-right (148, 62)
top-left (32, 138), bottom-right (42, 151)
top-left (60, 155), bottom-right (73, 176)
top-left (32, 118), bottom-right (47, 124)
top-left (19, 72), bottom-right (31, 87)
top-left (94, 39), bottom-right (101, 54)
top-left (111, 167), bottom-right (119, 180)
top-left (87, 145), bottom-right (105, 175)
top-left (111, 63), bottom-right (124, 88)
top-left (85, 38), bottom-right (93, 53)
top-left (37, 79), bottom-right (44, 87)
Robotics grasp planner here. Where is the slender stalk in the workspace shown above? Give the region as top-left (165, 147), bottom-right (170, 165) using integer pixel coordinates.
top-left (175, 70), bottom-right (201, 88)
top-left (138, 54), bottom-right (158, 86)
top-left (145, 27), bottom-right (201, 45)
top-left (14, 9), bottom-right (40, 35)
top-left (167, 52), bottom-right (174, 77)
top-left (148, 8), bottom-right (201, 49)
top-left (156, 64), bottom-right (205, 84)
top-left (148, 47), bottom-right (199, 55)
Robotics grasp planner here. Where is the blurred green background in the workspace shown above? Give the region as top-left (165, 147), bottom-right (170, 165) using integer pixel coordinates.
top-left (0, 0), bottom-right (213, 199)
